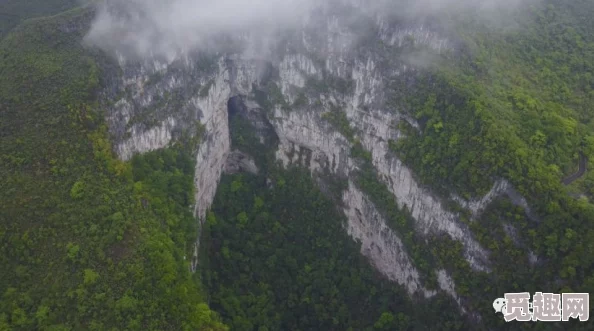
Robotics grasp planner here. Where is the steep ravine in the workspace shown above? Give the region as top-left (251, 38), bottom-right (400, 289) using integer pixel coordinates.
top-left (102, 5), bottom-right (535, 314)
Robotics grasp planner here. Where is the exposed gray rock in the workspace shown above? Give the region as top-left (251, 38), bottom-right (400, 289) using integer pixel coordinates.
top-left (100, 0), bottom-right (533, 313)
top-left (452, 179), bottom-right (536, 222)
top-left (224, 150), bottom-right (259, 175)
top-left (343, 181), bottom-right (436, 298)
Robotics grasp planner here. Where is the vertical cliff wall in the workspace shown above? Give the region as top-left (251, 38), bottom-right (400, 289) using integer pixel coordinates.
top-left (101, 0), bottom-right (534, 313)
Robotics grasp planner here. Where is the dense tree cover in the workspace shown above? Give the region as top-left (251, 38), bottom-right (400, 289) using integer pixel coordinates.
top-left (300, 1), bottom-right (594, 328)
top-left (2, 0), bottom-right (594, 329)
top-left (0, 8), bottom-right (225, 330)
top-left (0, 0), bottom-right (80, 39)
top-left (203, 169), bottom-right (466, 331)
top-left (384, 0), bottom-right (594, 327)
top-left (206, 2), bottom-right (594, 327)
top-left (350, 135), bottom-right (528, 329)
top-left (202, 111), bottom-right (467, 330)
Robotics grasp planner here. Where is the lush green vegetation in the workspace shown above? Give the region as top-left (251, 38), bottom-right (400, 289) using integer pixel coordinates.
top-left (0, 0), bottom-right (80, 39)
top-left (206, 2), bottom-right (594, 328)
top-left (321, 105), bottom-right (356, 141)
top-left (384, 0), bottom-right (594, 327)
top-left (202, 108), bottom-right (468, 330)
top-left (202, 169), bottom-right (466, 331)
top-left (2, 0), bottom-right (594, 329)
top-left (305, 1), bottom-right (594, 328)
top-left (0, 7), bottom-right (225, 330)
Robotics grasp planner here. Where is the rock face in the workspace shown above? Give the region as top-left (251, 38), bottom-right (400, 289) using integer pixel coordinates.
top-left (342, 181), bottom-right (436, 298)
top-left (100, 0), bottom-right (530, 313)
top-left (224, 150), bottom-right (259, 175)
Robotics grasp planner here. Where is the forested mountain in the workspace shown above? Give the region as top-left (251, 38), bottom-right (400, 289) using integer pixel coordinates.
top-left (0, 0), bottom-right (81, 39)
top-left (0, 0), bottom-right (592, 330)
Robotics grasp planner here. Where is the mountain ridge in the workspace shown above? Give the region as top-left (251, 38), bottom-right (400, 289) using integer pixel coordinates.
top-left (1, 0), bottom-right (593, 329)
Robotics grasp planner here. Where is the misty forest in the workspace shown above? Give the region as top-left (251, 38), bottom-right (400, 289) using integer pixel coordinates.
top-left (1, 0), bottom-right (593, 330)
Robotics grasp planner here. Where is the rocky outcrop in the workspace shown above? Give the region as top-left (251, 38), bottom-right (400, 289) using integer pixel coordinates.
top-left (101, 0), bottom-right (532, 313)
top-left (224, 150), bottom-right (259, 175)
top-left (189, 60), bottom-right (233, 220)
top-left (452, 179), bottom-right (537, 222)
top-left (343, 181), bottom-right (436, 298)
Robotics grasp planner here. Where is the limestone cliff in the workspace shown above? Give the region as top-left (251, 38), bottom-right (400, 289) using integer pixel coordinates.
top-left (100, 0), bottom-right (533, 314)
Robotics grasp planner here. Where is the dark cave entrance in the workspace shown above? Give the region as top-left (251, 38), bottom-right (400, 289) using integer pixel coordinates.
top-left (226, 95), bottom-right (244, 118)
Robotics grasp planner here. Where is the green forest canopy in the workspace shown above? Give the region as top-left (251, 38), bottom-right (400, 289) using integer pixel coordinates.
top-left (1, 0), bottom-right (594, 330)
top-left (0, 7), bottom-right (225, 330)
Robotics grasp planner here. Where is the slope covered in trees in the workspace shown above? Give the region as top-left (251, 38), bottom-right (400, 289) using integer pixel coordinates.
top-left (202, 1), bottom-right (594, 329)
top-left (0, 7), bottom-right (225, 330)
top-left (0, 0), bottom-right (80, 39)
top-left (385, 0), bottom-right (594, 327)
top-left (202, 169), bottom-right (465, 331)
top-left (1, 0), bottom-right (593, 329)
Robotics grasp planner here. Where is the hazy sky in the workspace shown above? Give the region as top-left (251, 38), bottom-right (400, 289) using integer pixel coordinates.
top-left (85, 0), bottom-right (537, 61)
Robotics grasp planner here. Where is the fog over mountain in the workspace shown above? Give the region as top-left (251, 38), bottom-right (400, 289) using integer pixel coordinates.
top-left (85, 0), bottom-right (538, 60)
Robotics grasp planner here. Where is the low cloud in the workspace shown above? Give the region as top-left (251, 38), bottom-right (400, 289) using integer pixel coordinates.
top-left (85, 0), bottom-right (318, 60)
top-left (85, 0), bottom-right (538, 61)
